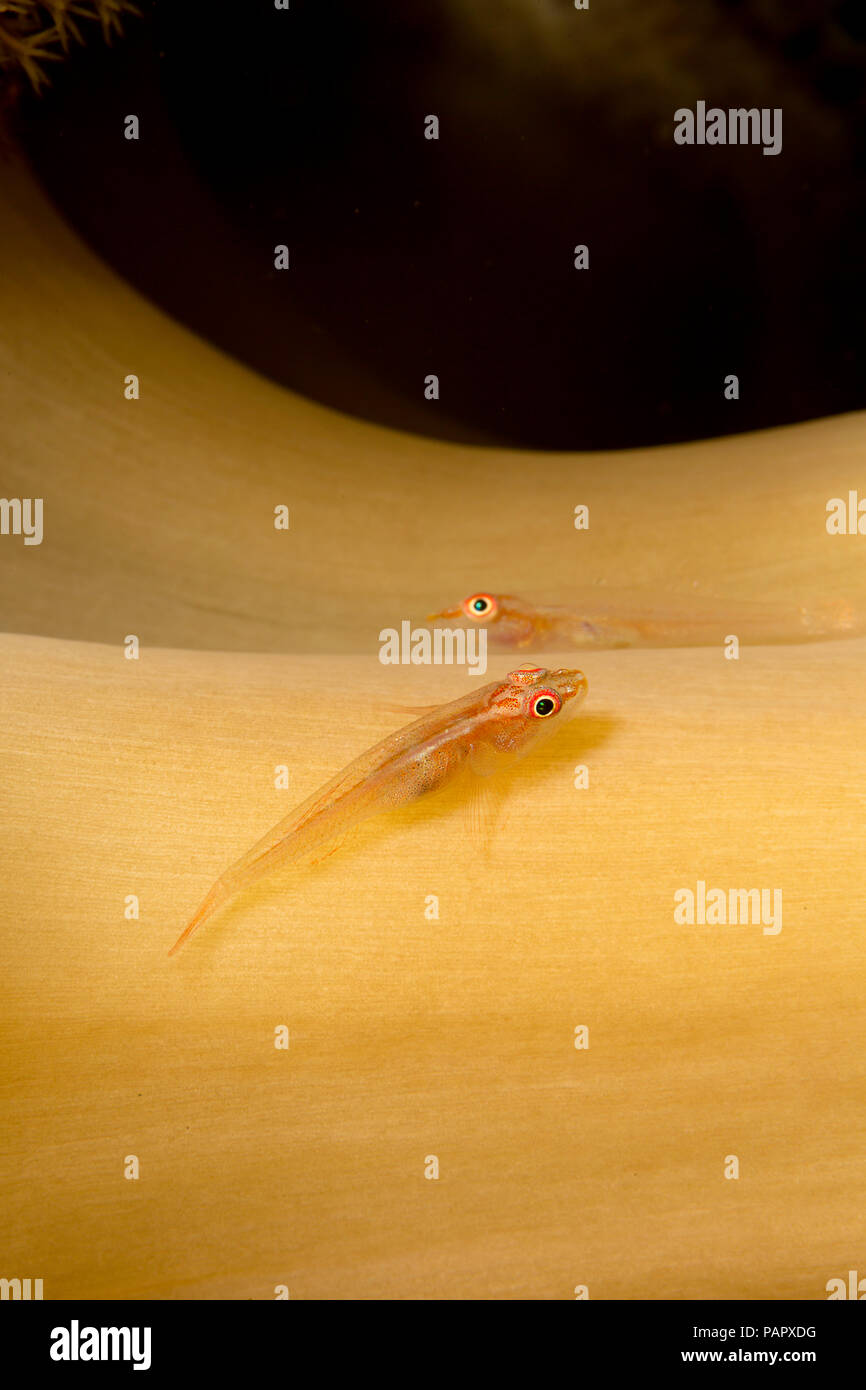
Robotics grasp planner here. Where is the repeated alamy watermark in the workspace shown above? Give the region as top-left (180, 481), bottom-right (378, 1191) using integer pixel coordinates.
top-left (379, 621), bottom-right (487, 676)
top-left (674, 880), bottom-right (782, 935)
top-left (0, 497), bottom-right (42, 545)
top-left (1, 1276), bottom-right (43, 1299)
top-left (827, 1270), bottom-right (866, 1299)
top-left (674, 103), bottom-right (782, 157)
top-left (826, 491), bottom-right (865, 535)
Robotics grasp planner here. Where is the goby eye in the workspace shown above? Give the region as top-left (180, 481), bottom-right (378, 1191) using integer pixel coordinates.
top-left (530, 689), bottom-right (561, 719)
top-left (463, 592), bottom-right (498, 621)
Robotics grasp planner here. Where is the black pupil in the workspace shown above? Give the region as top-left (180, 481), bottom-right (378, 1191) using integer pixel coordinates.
top-left (535, 697), bottom-right (554, 716)
top-left (473, 599), bottom-right (487, 611)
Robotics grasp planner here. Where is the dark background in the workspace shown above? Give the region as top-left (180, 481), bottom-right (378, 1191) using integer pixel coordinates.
top-left (11, 0), bottom-right (866, 449)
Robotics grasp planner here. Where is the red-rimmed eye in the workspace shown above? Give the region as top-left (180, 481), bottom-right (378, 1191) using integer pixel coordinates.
top-left (462, 592), bottom-right (498, 621)
top-left (529, 688), bottom-right (561, 718)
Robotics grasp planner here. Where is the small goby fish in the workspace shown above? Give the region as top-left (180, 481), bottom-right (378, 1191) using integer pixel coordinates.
top-left (169, 665), bottom-right (587, 955)
top-left (429, 591), bottom-right (861, 651)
